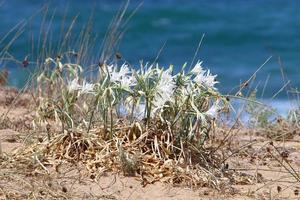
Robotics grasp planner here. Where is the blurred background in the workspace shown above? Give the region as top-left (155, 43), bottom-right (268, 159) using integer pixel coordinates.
top-left (0, 0), bottom-right (299, 111)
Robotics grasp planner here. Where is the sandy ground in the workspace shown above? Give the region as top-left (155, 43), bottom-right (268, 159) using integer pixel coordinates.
top-left (0, 86), bottom-right (300, 200)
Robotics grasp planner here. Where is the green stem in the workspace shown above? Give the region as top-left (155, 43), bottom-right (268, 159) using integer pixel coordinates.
top-left (87, 93), bottom-right (101, 133)
top-left (110, 106), bottom-right (113, 139)
top-left (104, 106), bottom-right (108, 137)
top-left (145, 96), bottom-right (152, 127)
top-left (130, 96), bottom-right (136, 123)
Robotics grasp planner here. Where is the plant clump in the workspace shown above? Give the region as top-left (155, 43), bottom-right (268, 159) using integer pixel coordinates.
top-left (17, 55), bottom-right (234, 188)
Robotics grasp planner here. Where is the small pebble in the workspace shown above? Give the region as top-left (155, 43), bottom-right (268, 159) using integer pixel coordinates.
top-left (277, 186), bottom-right (281, 193)
top-left (62, 186), bottom-right (67, 193)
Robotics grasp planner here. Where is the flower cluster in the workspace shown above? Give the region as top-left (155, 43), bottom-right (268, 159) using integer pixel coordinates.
top-left (191, 61), bottom-right (218, 89)
top-left (63, 60), bottom-right (220, 119)
top-left (107, 63), bottom-right (136, 89)
top-left (152, 66), bottom-right (176, 113)
top-left (67, 79), bottom-right (94, 94)
top-left (38, 56), bottom-right (224, 136)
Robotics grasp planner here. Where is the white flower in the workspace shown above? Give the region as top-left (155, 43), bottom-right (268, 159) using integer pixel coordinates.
top-left (205, 101), bottom-right (221, 118)
top-left (192, 62), bottom-right (218, 89)
top-left (67, 79), bottom-right (94, 94)
top-left (191, 61), bottom-right (204, 74)
top-left (203, 70), bottom-right (218, 89)
top-left (138, 62), bottom-right (154, 78)
top-left (110, 64), bottom-right (127, 82)
top-left (67, 79), bottom-right (81, 92)
top-left (152, 67), bottom-right (175, 112)
top-left (108, 63), bottom-right (135, 88)
top-left (80, 81), bottom-right (94, 94)
top-left (153, 91), bottom-right (172, 111)
top-left (119, 64), bottom-right (130, 77)
top-left (192, 61), bottom-right (206, 85)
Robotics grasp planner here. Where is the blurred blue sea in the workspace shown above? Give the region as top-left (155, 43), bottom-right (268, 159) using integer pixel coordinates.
top-left (0, 0), bottom-right (300, 113)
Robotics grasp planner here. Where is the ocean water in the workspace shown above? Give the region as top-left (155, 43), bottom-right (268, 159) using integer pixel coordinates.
top-left (0, 0), bottom-right (300, 112)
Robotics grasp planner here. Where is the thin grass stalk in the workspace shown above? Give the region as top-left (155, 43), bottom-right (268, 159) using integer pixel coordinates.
top-left (272, 145), bottom-right (300, 182)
